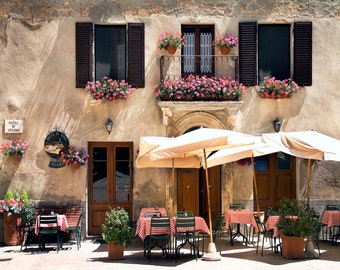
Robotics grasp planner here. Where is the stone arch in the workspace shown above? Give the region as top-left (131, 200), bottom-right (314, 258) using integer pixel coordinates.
top-left (168, 111), bottom-right (229, 137)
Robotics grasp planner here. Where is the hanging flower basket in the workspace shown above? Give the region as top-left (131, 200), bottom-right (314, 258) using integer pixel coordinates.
top-left (157, 31), bottom-right (185, 54)
top-left (60, 145), bottom-right (89, 168)
top-left (167, 45), bottom-right (177, 54)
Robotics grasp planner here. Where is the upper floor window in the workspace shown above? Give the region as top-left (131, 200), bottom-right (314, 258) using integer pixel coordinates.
top-left (75, 22), bottom-right (145, 88)
top-left (181, 25), bottom-right (214, 76)
top-left (239, 21), bottom-right (312, 86)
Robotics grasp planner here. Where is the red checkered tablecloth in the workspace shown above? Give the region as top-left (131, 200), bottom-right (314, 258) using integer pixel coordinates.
top-left (224, 209), bottom-right (257, 229)
top-left (34, 214), bottom-right (69, 235)
top-left (135, 216), bottom-right (210, 240)
top-left (321, 211), bottom-right (340, 228)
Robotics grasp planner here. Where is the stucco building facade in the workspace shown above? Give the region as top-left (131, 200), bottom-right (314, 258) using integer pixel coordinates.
top-left (0, 0), bottom-right (339, 238)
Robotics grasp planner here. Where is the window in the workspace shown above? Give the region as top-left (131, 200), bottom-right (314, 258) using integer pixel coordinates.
top-left (181, 25), bottom-right (214, 76)
top-left (76, 22), bottom-right (145, 88)
top-left (239, 21), bottom-right (312, 86)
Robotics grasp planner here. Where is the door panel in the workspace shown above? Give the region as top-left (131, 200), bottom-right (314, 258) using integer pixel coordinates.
top-left (177, 166), bottom-right (221, 224)
top-left (88, 142), bottom-right (133, 235)
top-left (254, 153), bottom-right (296, 211)
top-left (177, 169), bottom-right (199, 215)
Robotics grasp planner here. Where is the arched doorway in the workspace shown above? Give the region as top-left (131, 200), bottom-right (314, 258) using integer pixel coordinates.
top-left (168, 113), bottom-right (227, 223)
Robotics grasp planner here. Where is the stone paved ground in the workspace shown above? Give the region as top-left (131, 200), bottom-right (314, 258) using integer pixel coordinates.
top-left (1, 236), bottom-right (340, 270)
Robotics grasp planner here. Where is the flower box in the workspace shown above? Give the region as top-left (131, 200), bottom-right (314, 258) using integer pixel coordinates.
top-left (154, 74), bottom-right (246, 101)
top-left (255, 76), bottom-right (300, 99)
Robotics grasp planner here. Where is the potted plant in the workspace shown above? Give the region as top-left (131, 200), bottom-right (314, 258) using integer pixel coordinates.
top-left (157, 31), bottom-right (185, 54)
top-left (85, 76), bottom-right (135, 101)
top-left (1, 139), bottom-right (29, 161)
top-left (255, 75), bottom-right (300, 99)
top-left (213, 32), bottom-right (239, 55)
top-left (0, 189), bottom-right (35, 246)
top-left (101, 207), bottom-right (132, 260)
top-left (60, 145), bottom-right (89, 170)
top-left (276, 198), bottom-right (319, 259)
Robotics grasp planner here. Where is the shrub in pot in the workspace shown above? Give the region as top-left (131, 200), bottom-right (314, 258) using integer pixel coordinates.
top-left (101, 207), bottom-right (132, 260)
top-left (276, 198), bottom-right (319, 259)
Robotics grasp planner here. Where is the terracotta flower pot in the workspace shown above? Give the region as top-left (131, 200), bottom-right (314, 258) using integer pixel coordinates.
top-left (11, 155), bottom-right (22, 161)
top-left (167, 45), bottom-right (177, 54)
top-left (108, 241), bottom-right (124, 260)
top-left (4, 213), bottom-right (22, 246)
top-left (281, 235), bottom-right (305, 259)
top-left (70, 163), bottom-right (80, 170)
top-left (220, 46), bottom-right (231, 55)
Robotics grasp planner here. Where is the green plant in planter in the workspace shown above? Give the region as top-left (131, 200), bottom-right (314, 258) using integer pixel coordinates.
top-left (277, 198), bottom-right (319, 238)
top-left (101, 207), bottom-right (132, 246)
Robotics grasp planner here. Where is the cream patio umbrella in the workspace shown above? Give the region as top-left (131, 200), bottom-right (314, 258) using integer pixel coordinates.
top-left (261, 130), bottom-right (340, 258)
top-left (149, 127), bottom-right (256, 260)
top-left (135, 136), bottom-right (202, 216)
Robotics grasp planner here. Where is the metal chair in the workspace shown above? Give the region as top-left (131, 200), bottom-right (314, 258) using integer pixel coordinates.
top-left (254, 214), bottom-right (275, 256)
top-left (66, 212), bottom-right (83, 249)
top-left (146, 217), bottom-right (171, 261)
top-left (174, 217), bottom-right (198, 261)
top-left (20, 214), bottom-right (36, 251)
top-left (38, 214), bottom-right (61, 253)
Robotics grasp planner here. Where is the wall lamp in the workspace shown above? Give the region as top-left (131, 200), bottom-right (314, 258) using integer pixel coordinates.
top-left (272, 118), bottom-right (282, 133)
top-left (105, 118), bottom-right (113, 134)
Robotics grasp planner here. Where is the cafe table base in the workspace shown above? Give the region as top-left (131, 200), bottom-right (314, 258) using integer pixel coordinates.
top-left (230, 223), bottom-right (250, 246)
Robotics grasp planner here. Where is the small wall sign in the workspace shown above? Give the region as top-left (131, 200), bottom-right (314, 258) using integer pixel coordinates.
top-left (4, 120), bottom-right (23, 133)
top-left (44, 129), bottom-right (69, 168)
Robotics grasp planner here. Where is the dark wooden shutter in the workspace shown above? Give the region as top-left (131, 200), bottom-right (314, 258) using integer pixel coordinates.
top-left (239, 22), bottom-right (257, 86)
top-left (76, 22), bottom-right (93, 88)
top-left (294, 21), bottom-right (312, 86)
top-left (128, 23), bottom-right (145, 88)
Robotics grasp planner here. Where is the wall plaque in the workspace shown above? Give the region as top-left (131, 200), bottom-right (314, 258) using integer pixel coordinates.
top-left (4, 120), bottom-right (23, 133)
top-left (44, 129), bottom-right (69, 168)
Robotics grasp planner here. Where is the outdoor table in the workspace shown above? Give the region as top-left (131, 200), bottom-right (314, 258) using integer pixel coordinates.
top-left (34, 214), bottom-right (69, 235)
top-left (321, 210), bottom-right (340, 243)
top-left (224, 209), bottom-right (257, 245)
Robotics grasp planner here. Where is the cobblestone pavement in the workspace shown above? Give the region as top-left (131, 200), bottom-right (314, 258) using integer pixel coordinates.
top-left (1, 236), bottom-right (339, 270)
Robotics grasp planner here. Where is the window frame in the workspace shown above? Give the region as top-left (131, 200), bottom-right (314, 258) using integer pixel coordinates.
top-left (75, 22), bottom-right (145, 88)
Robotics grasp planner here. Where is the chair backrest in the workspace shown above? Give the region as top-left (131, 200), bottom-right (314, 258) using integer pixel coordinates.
top-left (229, 204), bottom-right (245, 210)
top-left (39, 214), bottom-right (58, 228)
top-left (326, 204), bottom-right (340, 210)
top-left (176, 211), bottom-right (194, 217)
top-left (144, 211), bottom-right (162, 218)
top-left (253, 214), bottom-right (265, 232)
top-left (150, 217), bottom-right (171, 235)
top-left (175, 217), bottom-right (195, 233)
top-left (213, 214), bottom-right (225, 231)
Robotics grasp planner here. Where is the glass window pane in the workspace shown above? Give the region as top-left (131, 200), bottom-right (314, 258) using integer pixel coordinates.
top-left (277, 152), bottom-right (291, 170)
top-left (254, 156), bottom-right (268, 171)
top-left (115, 146), bottom-right (131, 203)
top-left (95, 25), bottom-right (126, 81)
top-left (92, 147), bottom-right (107, 202)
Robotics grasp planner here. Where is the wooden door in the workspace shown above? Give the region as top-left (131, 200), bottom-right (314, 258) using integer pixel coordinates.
top-left (254, 152), bottom-right (296, 211)
top-left (177, 166), bottom-right (221, 223)
top-left (88, 142), bottom-right (133, 235)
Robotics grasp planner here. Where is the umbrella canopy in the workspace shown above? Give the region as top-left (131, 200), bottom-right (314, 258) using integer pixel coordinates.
top-left (206, 136), bottom-right (283, 168)
top-left (261, 130), bottom-right (340, 161)
top-left (149, 128), bottom-right (256, 259)
top-left (150, 128), bottom-right (256, 162)
top-left (136, 136), bottom-right (202, 169)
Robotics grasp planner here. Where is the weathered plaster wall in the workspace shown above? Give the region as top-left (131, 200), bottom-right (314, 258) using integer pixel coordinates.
top-left (0, 1), bottom-right (339, 227)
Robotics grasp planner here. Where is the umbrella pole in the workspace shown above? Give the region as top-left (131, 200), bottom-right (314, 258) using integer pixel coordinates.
top-left (172, 158), bottom-right (175, 217)
top-left (202, 149), bottom-right (221, 261)
top-left (252, 157), bottom-right (261, 217)
top-left (307, 159), bottom-right (311, 209)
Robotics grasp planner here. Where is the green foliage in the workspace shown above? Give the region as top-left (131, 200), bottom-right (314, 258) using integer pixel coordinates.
top-left (101, 207), bottom-right (132, 246)
top-left (277, 198), bottom-right (320, 237)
